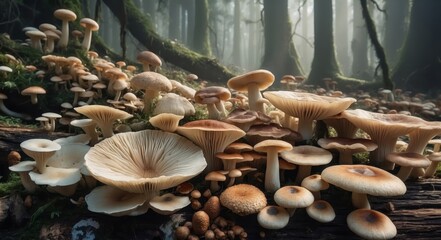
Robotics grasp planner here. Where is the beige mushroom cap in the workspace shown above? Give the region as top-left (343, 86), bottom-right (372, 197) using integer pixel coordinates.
top-left (257, 205), bottom-right (290, 230)
top-left (136, 51), bottom-right (162, 71)
top-left (29, 166), bottom-right (81, 187)
top-left (385, 152), bottom-right (430, 168)
top-left (131, 71), bottom-right (171, 92)
top-left (46, 143), bottom-right (90, 169)
top-left (220, 184), bottom-right (267, 216)
top-left (227, 69), bottom-right (274, 91)
top-left (21, 86), bottom-right (46, 104)
top-left (281, 145), bottom-right (332, 166)
top-left (149, 193), bottom-right (191, 215)
top-left (80, 18), bottom-right (99, 31)
top-left (54, 9), bottom-right (77, 21)
top-left (20, 138), bottom-right (61, 173)
top-left (301, 174), bottom-right (330, 192)
top-left (85, 130), bottom-right (207, 193)
top-left (85, 185), bottom-right (149, 216)
top-left (306, 200), bottom-right (336, 223)
top-left (347, 208), bottom-right (397, 240)
top-left (149, 113), bottom-right (183, 132)
top-left (153, 93), bottom-right (195, 116)
top-left (274, 186), bottom-right (314, 209)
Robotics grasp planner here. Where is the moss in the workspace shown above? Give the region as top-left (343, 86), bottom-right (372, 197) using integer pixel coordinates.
top-left (0, 172), bottom-right (23, 196)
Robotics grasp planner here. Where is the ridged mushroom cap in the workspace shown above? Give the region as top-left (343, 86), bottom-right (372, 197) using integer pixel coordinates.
top-left (220, 184), bottom-right (266, 216)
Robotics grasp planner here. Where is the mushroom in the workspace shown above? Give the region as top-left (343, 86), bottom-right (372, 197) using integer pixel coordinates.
top-left (257, 205), bottom-right (289, 230)
top-left (53, 9), bottom-right (77, 49)
top-left (274, 185), bottom-right (314, 216)
top-left (205, 171), bottom-right (227, 192)
top-left (149, 193), bottom-right (190, 215)
top-left (79, 18), bottom-right (99, 51)
top-left (253, 139), bottom-right (293, 192)
top-left (245, 123), bottom-right (302, 146)
top-left (317, 137), bottom-right (378, 165)
top-left (43, 30), bottom-right (59, 53)
top-left (424, 152), bottom-right (441, 178)
top-left (8, 161), bottom-right (39, 192)
top-left (20, 139), bottom-right (61, 173)
top-left (84, 130), bottom-right (207, 203)
top-left (306, 200), bottom-right (335, 223)
top-left (227, 69), bottom-right (274, 113)
top-left (0, 93), bottom-right (31, 120)
top-left (29, 166), bottom-right (81, 196)
top-left (322, 117), bottom-right (359, 138)
top-left (130, 71), bottom-right (172, 114)
top-left (263, 91), bottom-right (356, 140)
top-left (21, 86), bottom-right (46, 104)
top-left (25, 30), bottom-right (46, 51)
top-left (192, 210), bottom-right (210, 236)
top-left (280, 145), bottom-right (332, 184)
top-left (227, 169), bottom-right (242, 186)
top-left (176, 120), bottom-right (246, 173)
top-left (385, 152), bottom-right (430, 181)
top-left (41, 112), bottom-right (62, 132)
top-left (153, 93), bottom-right (195, 116)
top-left (74, 105), bottom-right (133, 138)
top-left (149, 113), bottom-right (183, 132)
top-left (321, 164), bottom-right (406, 209)
top-left (136, 51), bottom-right (162, 72)
top-left (347, 208), bottom-right (397, 240)
top-left (85, 185), bottom-right (150, 216)
top-left (70, 119), bottom-right (99, 146)
top-left (46, 143), bottom-right (90, 169)
top-left (301, 174), bottom-right (329, 200)
top-left (219, 184), bottom-right (267, 216)
top-left (203, 196), bottom-right (221, 220)
top-left (70, 86), bottom-right (85, 106)
top-left (194, 86), bottom-right (231, 119)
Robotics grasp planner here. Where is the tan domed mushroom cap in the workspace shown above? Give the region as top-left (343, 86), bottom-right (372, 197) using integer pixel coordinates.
top-left (306, 200), bottom-right (335, 223)
top-left (137, 51), bottom-right (162, 72)
top-left (42, 112), bottom-right (62, 132)
top-left (280, 145), bottom-right (332, 184)
top-left (21, 86), bottom-right (46, 104)
top-left (75, 105), bottom-right (133, 138)
top-left (215, 152), bottom-right (245, 171)
top-left (257, 205), bottom-right (289, 230)
top-left (85, 130), bottom-right (207, 194)
top-left (274, 186), bottom-right (314, 216)
top-left (85, 185), bottom-right (150, 216)
top-left (227, 69), bottom-right (274, 112)
top-left (224, 142), bottom-right (253, 153)
top-left (317, 137), bottom-right (378, 165)
top-left (153, 93), bottom-right (195, 116)
top-left (149, 113), bottom-right (183, 132)
top-left (9, 161), bottom-right (39, 192)
top-left (25, 30), bottom-right (46, 51)
top-left (177, 120), bottom-right (246, 173)
top-left (131, 71), bottom-right (172, 114)
top-left (301, 174), bottom-right (329, 199)
top-left (254, 139), bottom-right (293, 192)
top-left (205, 170), bottom-right (227, 192)
top-left (428, 138), bottom-right (441, 152)
top-left (321, 164), bottom-right (406, 209)
top-left (220, 184), bottom-right (267, 216)
top-left (29, 166), bottom-right (81, 196)
top-left (194, 86), bottom-right (231, 120)
top-left (347, 208), bottom-right (397, 240)
top-left (263, 91), bottom-right (356, 140)
top-left (79, 18), bottom-right (99, 51)
top-left (53, 9), bottom-right (77, 48)
top-left (339, 109), bottom-right (426, 169)
top-left (385, 152), bottom-right (430, 181)
top-left (149, 193), bottom-right (190, 215)
top-left (20, 139), bottom-right (61, 173)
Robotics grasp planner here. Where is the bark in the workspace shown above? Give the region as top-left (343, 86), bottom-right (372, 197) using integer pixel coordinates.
top-left (351, 0), bottom-right (370, 79)
top-left (335, 0), bottom-right (350, 75)
top-left (383, 0), bottom-right (409, 67)
top-left (103, 0), bottom-right (234, 84)
top-left (232, 0), bottom-right (242, 67)
top-left (261, 0), bottom-right (304, 82)
top-left (168, 0), bottom-right (181, 41)
top-left (392, 0), bottom-right (441, 94)
top-left (192, 0), bottom-right (211, 56)
top-left (360, 0), bottom-right (393, 90)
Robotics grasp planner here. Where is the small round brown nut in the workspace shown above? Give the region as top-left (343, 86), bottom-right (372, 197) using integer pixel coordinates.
top-left (203, 196), bottom-right (221, 220)
top-left (214, 228), bottom-right (226, 239)
top-left (203, 189), bottom-right (212, 198)
top-left (191, 199), bottom-right (202, 210)
top-left (232, 225), bottom-right (244, 236)
top-left (174, 226), bottom-right (190, 240)
top-left (7, 150), bottom-right (21, 166)
top-left (192, 210), bottom-right (210, 236)
top-left (191, 189), bottom-right (202, 199)
top-left (204, 230), bottom-right (215, 240)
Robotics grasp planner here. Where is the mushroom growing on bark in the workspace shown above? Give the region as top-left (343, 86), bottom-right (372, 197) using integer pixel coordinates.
top-left (347, 208), bottom-right (397, 240)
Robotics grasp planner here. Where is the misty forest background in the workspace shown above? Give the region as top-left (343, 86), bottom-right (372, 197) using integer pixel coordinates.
top-left (1, 0), bottom-right (440, 95)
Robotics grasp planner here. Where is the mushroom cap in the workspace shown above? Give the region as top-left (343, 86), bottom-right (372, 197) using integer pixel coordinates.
top-left (306, 200), bottom-right (336, 223)
top-left (274, 186), bottom-right (314, 209)
top-left (85, 130), bottom-right (207, 193)
top-left (245, 123), bottom-right (303, 146)
top-left (317, 137), bottom-right (378, 152)
top-left (85, 185), bottom-right (149, 216)
top-left (385, 152), bottom-right (430, 168)
top-left (263, 91), bottom-right (356, 121)
top-left (80, 18), bottom-right (99, 31)
top-left (25, 30), bottom-right (46, 39)
top-left (347, 208), bottom-right (397, 239)
top-left (321, 164), bottom-right (406, 197)
top-left (21, 86), bottom-right (46, 96)
top-left (149, 193), bottom-right (190, 215)
top-left (149, 113), bottom-right (183, 132)
top-left (131, 71), bottom-right (171, 92)
top-left (9, 161), bottom-right (36, 172)
top-left (205, 171), bottom-right (227, 182)
top-left (280, 145), bottom-right (332, 166)
top-left (74, 105), bottom-right (133, 126)
top-left (253, 139), bottom-right (293, 153)
top-left (257, 205), bottom-right (290, 230)
top-left (29, 166), bottom-right (81, 186)
top-left (301, 174), bottom-right (330, 192)
top-left (428, 152), bottom-right (441, 162)
top-left (46, 143), bottom-right (90, 169)
top-left (227, 69), bottom-right (274, 91)
top-left (0, 66), bottom-right (12, 73)
top-left (219, 184), bottom-right (267, 216)
top-left (153, 93), bottom-right (195, 116)
top-left (136, 51), bottom-right (162, 68)
top-left (194, 86), bottom-right (231, 104)
top-left (42, 112), bottom-right (62, 119)
top-left (20, 138), bottom-right (61, 155)
top-left (54, 9), bottom-right (77, 22)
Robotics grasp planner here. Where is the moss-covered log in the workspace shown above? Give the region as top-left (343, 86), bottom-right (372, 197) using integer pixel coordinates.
top-left (103, 0), bottom-right (235, 84)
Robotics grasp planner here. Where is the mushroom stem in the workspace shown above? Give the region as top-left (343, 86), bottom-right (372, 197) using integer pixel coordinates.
top-left (352, 192), bottom-right (370, 209)
top-left (207, 103), bottom-right (221, 119)
top-left (424, 162), bottom-right (439, 178)
top-left (58, 20), bottom-right (69, 49)
top-left (338, 151), bottom-right (354, 165)
top-left (101, 126), bottom-right (115, 139)
top-left (286, 208), bottom-right (297, 217)
top-left (19, 172), bottom-right (39, 192)
top-left (215, 101), bottom-right (228, 119)
top-left (48, 118), bottom-right (57, 132)
top-left (396, 166), bottom-right (413, 182)
top-left (82, 28), bottom-right (93, 51)
top-left (0, 101), bottom-right (31, 120)
top-left (312, 191), bottom-right (321, 200)
top-left (210, 181), bottom-right (221, 192)
top-left (297, 119), bottom-right (314, 140)
top-left (372, 136), bottom-right (398, 170)
top-left (265, 149), bottom-right (280, 192)
top-left (295, 165), bottom-right (312, 185)
top-left (247, 83), bottom-right (264, 112)
top-left (30, 94), bottom-right (39, 105)
top-left (142, 89), bottom-right (160, 114)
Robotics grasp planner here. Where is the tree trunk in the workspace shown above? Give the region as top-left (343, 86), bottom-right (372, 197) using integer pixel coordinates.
top-left (192, 0), bottom-right (211, 56)
top-left (232, 0), bottom-right (242, 67)
top-left (360, 0), bottom-right (393, 90)
top-left (103, 0), bottom-right (234, 83)
top-left (335, 0), bottom-right (350, 75)
top-left (392, 0), bottom-right (441, 94)
top-left (261, 0), bottom-right (304, 82)
top-left (383, 0), bottom-right (410, 67)
top-left (307, 0), bottom-right (342, 86)
top-left (168, 0), bottom-right (181, 41)
top-left (351, 0), bottom-right (370, 79)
